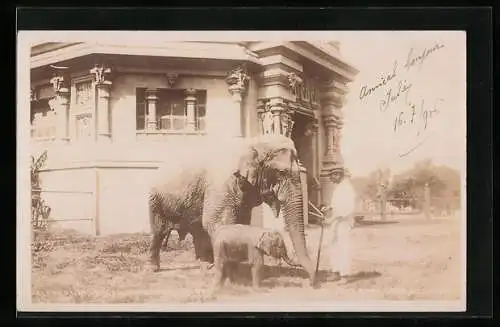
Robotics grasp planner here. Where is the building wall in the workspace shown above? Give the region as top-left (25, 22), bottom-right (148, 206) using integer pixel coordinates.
top-left (97, 166), bottom-right (157, 235)
top-left (38, 167), bottom-right (96, 235)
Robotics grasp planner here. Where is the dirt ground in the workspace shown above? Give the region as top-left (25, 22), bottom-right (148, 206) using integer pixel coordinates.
top-left (31, 214), bottom-right (463, 304)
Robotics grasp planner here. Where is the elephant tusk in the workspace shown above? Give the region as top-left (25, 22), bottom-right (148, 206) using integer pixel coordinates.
top-left (309, 211), bottom-right (324, 218)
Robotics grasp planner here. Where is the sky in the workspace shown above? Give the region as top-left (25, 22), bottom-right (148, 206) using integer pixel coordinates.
top-left (332, 31), bottom-right (466, 177)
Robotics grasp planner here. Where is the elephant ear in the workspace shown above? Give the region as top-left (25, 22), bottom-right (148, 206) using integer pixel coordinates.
top-left (236, 147), bottom-right (259, 186)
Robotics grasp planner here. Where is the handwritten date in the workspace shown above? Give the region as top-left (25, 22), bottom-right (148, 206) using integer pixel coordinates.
top-left (394, 97), bottom-right (444, 135)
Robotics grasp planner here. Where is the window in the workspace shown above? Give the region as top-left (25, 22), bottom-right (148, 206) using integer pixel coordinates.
top-left (136, 88), bottom-right (207, 132)
top-left (73, 79), bottom-right (94, 140)
top-left (75, 80), bottom-right (93, 114)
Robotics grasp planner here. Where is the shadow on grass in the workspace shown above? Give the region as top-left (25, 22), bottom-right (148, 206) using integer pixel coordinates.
top-left (219, 264), bottom-right (382, 289)
top-left (309, 269), bottom-right (382, 285)
top-left (220, 263), bottom-right (313, 288)
top-left (356, 220), bottom-right (399, 227)
top-left (343, 270), bottom-right (382, 284)
top-left (158, 265), bottom-right (201, 272)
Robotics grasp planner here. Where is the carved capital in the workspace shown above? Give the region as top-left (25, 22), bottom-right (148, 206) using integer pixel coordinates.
top-left (145, 88), bottom-right (160, 101)
top-left (90, 64), bottom-right (112, 86)
top-left (257, 98), bottom-right (270, 114)
top-left (48, 97), bottom-right (59, 111)
top-left (184, 88), bottom-right (198, 102)
top-left (96, 82), bottom-right (111, 99)
top-left (165, 73), bottom-right (179, 88)
top-left (226, 66), bottom-right (250, 94)
top-left (49, 65), bottom-right (70, 93)
top-left (322, 112), bottom-right (343, 128)
top-left (322, 103), bottom-right (343, 121)
top-left (287, 72), bottom-right (303, 94)
top-left (50, 76), bottom-right (66, 93)
top-left (320, 78), bottom-right (348, 108)
top-left (268, 97), bottom-right (286, 113)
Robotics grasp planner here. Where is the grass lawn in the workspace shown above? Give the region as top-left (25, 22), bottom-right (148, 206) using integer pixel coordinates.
top-left (30, 214), bottom-right (462, 304)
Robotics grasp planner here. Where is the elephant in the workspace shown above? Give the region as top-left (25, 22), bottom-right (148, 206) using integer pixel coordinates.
top-left (148, 134), bottom-right (318, 287)
top-left (211, 224), bottom-right (300, 290)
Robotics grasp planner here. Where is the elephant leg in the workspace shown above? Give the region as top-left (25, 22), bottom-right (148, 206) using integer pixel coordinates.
top-left (225, 262), bottom-right (237, 284)
top-left (250, 251), bottom-right (264, 289)
top-left (191, 224), bottom-right (215, 264)
top-left (149, 216), bottom-right (169, 272)
top-left (149, 231), bottom-right (166, 272)
top-left (210, 242), bottom-right (225, 292)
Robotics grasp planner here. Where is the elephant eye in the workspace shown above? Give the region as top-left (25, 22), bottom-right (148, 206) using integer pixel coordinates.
top-left (277, 169), bottom-right (290, 177)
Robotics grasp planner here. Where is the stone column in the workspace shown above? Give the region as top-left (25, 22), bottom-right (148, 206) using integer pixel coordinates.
top-left (309, 120), bottom-right (321, 205)
top-left (226, 66), bottom-right (250, 137)
top-left (256, 99), bottom-right (269, 135)
top-left (321, 114), bottom-right (343, 168)
top-left (185, 88), bottom-right (197, 132)
top-left (90, 64), bottom-right (113, 140)
top-left (49, 73), bottom-right (70, 142)
top-left (319, 80), bottom-right (346, 205)
top-left (145, 88), bottom-right (159, 131)
top-left (270, 97), bottom-right (285, 136)
top-left (96, 83), bottom-right (112, 140)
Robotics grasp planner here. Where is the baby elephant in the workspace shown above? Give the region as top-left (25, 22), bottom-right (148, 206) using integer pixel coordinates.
top-left (211, 224), bottom-right (300, 291)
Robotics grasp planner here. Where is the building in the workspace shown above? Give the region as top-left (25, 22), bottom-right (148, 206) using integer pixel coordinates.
top-left (29, 41), bottom-right (359, 235)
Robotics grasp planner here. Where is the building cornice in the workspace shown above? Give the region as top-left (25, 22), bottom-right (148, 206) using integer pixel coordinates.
top-left (30, 42), bottom-right (83, 57)
top-left (30, 42), bottom-right (262, 69)
top-left (249, 41), bottom-right (359, 83)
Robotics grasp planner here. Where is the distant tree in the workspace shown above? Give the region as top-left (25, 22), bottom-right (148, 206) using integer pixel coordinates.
top-left (386, 159), bottom-right (460, 211)
top-left (351, 170), bottom-right (382, 201)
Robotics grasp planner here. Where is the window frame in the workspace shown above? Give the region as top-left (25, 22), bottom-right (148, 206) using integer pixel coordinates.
top-left (70, 75), bottom-right (96, 142)
top-left (136, 87), bottom-right (207, 135)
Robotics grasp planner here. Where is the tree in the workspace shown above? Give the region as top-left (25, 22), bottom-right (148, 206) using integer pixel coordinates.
top-left (386, 159), bottom-right (460, 211)
top-left (351, 170), bottom-right (382, 201)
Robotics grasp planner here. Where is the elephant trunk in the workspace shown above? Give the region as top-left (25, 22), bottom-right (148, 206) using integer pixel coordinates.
top-left (282, 181), bottom-right (318, 287)
top-left (281, 251), bottom-right (302, 268)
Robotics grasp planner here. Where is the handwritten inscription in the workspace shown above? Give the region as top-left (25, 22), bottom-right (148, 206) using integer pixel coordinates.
top-left (404, 42), bottom-right (445, 72)
top-left (357, 41), bottom-right (447, 156)
top-left (359, 60), bottom-right (397, 101)
top-left (379, 79), bottom-right (413, 112)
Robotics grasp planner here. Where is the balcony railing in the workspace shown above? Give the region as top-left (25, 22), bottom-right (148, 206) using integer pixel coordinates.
top-left (137, 114), bottom-right (206, 134)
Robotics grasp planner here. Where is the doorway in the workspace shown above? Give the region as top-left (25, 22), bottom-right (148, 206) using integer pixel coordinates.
top-left (290, 112), bottom-right (319, 206)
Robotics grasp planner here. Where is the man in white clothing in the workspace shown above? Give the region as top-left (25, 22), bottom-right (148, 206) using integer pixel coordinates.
top-left (321, 168), bottom-right (357, 281)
